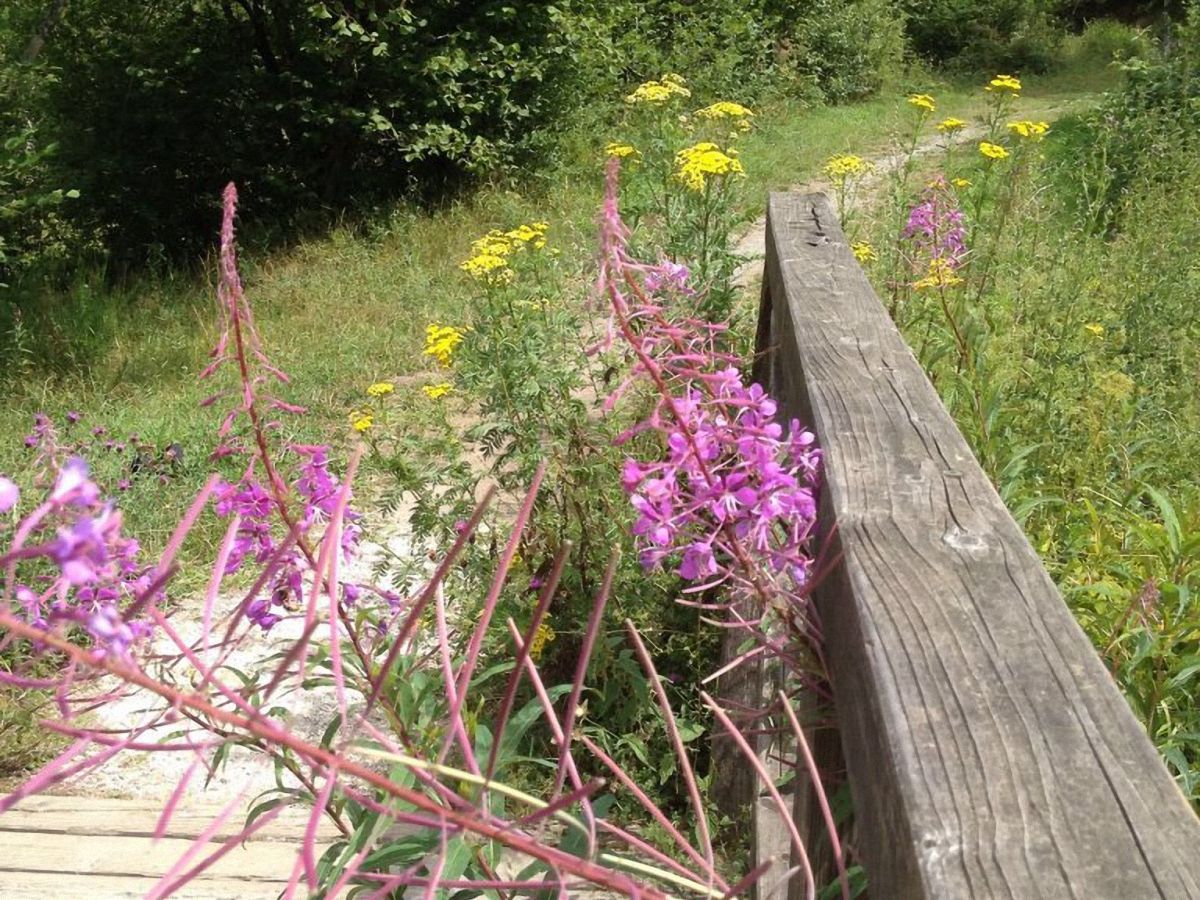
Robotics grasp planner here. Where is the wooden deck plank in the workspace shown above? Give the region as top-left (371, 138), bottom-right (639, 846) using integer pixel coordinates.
top-left (0, 870), bottom-right (290, 899)
top-left (0, 793), bottom-right (334, 842)
top-left (0, 794), bottom-right (341, 897)
top-left (0, 830), bottom-right (303, 880)
top-left (756, 191), bottom-right (1200, 898)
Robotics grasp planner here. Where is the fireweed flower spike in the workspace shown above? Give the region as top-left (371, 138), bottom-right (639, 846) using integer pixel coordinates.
top-left (597, 157), bottom-right (822, 642)
top-left (903, 176), bottom-right (968, 269)
top-left (199, 184), bottom-right (365, 632)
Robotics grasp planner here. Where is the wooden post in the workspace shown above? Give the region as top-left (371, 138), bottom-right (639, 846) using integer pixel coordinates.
top-left (753, 191), bottom-right (1200, 898)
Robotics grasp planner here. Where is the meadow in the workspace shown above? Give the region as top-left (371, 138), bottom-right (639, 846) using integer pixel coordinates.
top-left (1, 4), bottom-right (1197, 896)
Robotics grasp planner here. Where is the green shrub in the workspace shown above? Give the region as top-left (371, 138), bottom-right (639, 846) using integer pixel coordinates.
top-left (1057, 4), bottom-right (1199, 230)
top-left (1067, 17), bottom-right (1154, 65)
top-left (32, 1), bottom-right (583, 265)
top-left (902, 0), bottom-right (1064, 69)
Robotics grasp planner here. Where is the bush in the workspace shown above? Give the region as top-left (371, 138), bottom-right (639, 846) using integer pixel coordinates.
top-left (1057, 4), bottom-right (1199, 230)
top-left (31, 1), bottom-right (583, 266)
top-left (902, 0), bottom-right (1064, 69)
top-left (1067, 17), bottom-right (1154, 64)
top-left (576, 0), bottom-right (905, 106)
top-left (0, 0), bottom-right (909, 275)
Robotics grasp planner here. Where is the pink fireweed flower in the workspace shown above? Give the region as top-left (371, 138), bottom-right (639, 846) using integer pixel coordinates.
top-left (0, 477), bottom-right (18, 513)
top-left (50, 458), bottom-right (102, 507)
top-left (644, 260), bottom-right (694, 295)
top-left (902, 176), bottom-right (968, 269)
top-left (597, 158), bottom-right (822, 620)
top-left (4, 455), bottom-right (160, 659)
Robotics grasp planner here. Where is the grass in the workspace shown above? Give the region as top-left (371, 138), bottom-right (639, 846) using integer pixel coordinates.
top-left (0, 33), bottom-right (1132, 789)
top-left (846, 60), bottom-right (1200, 804)
top-left (0, 57), bottom-right (1118, 487)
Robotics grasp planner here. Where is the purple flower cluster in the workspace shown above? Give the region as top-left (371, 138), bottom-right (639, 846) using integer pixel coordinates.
top-left (3, 457), bottom-right (156, 659)
top-left (622, 373), bottom-right (820, 588)
top-left (597, 159), bottom-right (822, 615)
top-left (902, 176), bottom-right (968, 267)
top-left (212, 447), bottom-right (362, 631)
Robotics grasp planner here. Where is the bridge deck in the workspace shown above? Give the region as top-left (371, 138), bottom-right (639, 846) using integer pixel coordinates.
top-left (0, 794), bottom-right (333, 899)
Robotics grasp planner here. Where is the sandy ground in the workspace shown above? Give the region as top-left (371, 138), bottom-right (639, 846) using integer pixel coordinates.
top-left (63, 502), bottom-right (420, 803)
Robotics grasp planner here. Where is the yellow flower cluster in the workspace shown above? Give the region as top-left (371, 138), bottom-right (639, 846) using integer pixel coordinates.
top-left (674, 142), bottom-right (744, 192)
top-left (696, 102), bottom-right (748, 133)
top-left (824, 154), bottom-right (873, 182)
top-left (625, 73), bottom-right (691, 104)
top-left (937, 117), bottom-right (967, 133)
top-left (423, 382), bottom-right (453, 400)
top-left (851, 241), bottom-right (878, 263)
top-left (913, 258), bottom-right (964, 291)
top-left (366, 381), bottom-right (394, 398)
top-left (695, 101), bottom-right (754, 122)
top-left (908, 94), bottom-right (936, 113)
top-left (349, 408), bottom-right (374, 432)
top-left (1007, 120), bottom-right (1050, 140)
top-left (979, 141), bottom-right (1009, 160)
top-left (459, 222), bottom-right (549, 283)
top-left (1084, 322), bottom-right (1105, 337)
top-left (952, 177), bottom-right (972, 189)
top-left (529, 622), bottom-right (557, 661)
top-left (424, 323), bottom-right (465, 368)
top-left (987, 74), bottom-right (1022, 94)
top-left (605, 142), bottom-right (639, 159)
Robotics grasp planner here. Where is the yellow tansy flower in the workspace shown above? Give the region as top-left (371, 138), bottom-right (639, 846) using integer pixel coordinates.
top-left (908, 94), bottom-right (936, 113)
top-left (695, 101), bottom-right (755, 121)
top-left (823, 154), bottom-right (873, 182)
top-left (979, 141), bottom-right (1010, 160)
top-left (424, 323), bottom-right (465, 368)
top-left (851, 241), bottom-right (878, 263)
top-left (1007, 120), bottom-right (1050, 140)
top-left (366, 382), bottom-right (394, 398)
top-left (674, 142), bottom-right (745, 192)
top-left (529, 622), bottom-right (557, 661)
top-left (625, 74), bottom-right (691, 104)
top-left (423, 382), bottom-right (453, 400)
top-left (1084, 323), bottom-right (1105, 337)
top-left (987, 74), bottom-right (1022, 93)
top-left (952, 177), bottom-right (972, 189)
top-left (349, 408), bottom-right (374, 432)
top-left (913, 258), bottom-right (964, 291)
top-left (605, 142), bottom-right (639, 159)
top-left (460, 222), bottom-right (548, 281)
top-left (937, 117), bottom-right (967, 133)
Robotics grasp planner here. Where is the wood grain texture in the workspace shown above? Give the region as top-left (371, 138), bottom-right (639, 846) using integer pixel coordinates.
top-left (0, 794), bottom-right (336, 897)
top-left (757, 192), bottom-right (1200, 898)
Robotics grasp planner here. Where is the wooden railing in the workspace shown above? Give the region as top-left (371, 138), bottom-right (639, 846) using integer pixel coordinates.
top-left (744, 191), bottom-right (1200, 898)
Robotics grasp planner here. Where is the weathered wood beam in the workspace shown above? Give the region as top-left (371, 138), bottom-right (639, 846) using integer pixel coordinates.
top-left (756, 191), bottom-right (1200, 898)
